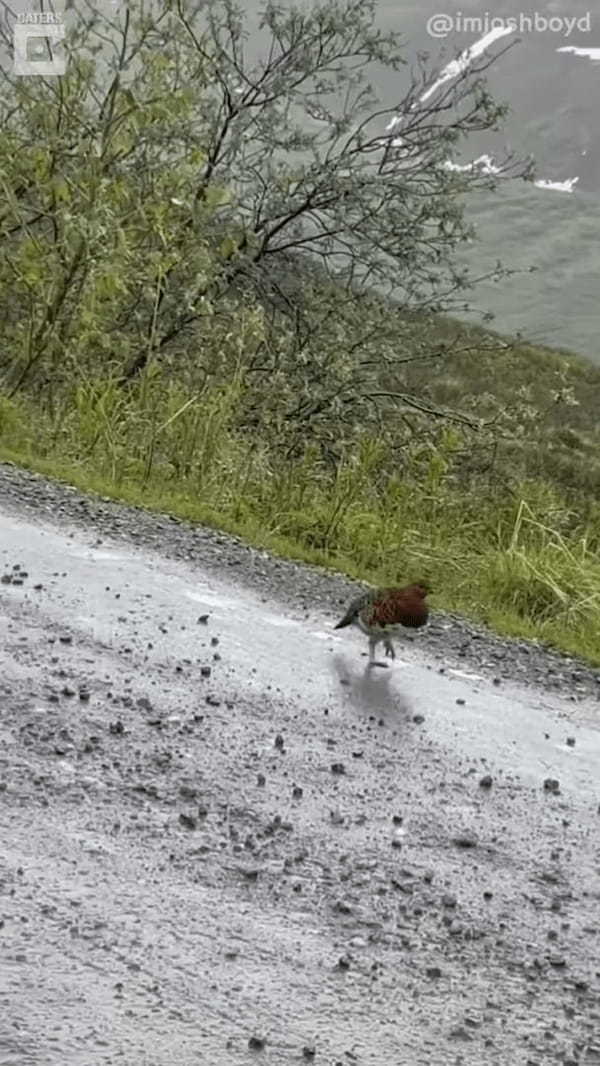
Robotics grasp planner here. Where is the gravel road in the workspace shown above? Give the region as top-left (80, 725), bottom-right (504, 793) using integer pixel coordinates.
top-left (1, 462), bottom-right (599, 1066)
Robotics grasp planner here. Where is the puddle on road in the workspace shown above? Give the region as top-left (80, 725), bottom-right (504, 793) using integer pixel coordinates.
top-left (184, 588), bottom-right (238, 610)
top-left (448, 669), bottom-right (485, 682)
top-left (67, 548), bottom-right (127, 562)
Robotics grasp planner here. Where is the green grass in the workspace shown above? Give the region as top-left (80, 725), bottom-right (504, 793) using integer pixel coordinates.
top-left (2, 366), bottom-right (600, 667)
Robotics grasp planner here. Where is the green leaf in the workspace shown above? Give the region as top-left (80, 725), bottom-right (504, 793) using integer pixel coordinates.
top-left (219, 235), bottom-right (239, 259)
top-left (203, 185), bottom-right (232, 208)
top-left (52, 178), bottom-right (70, 203)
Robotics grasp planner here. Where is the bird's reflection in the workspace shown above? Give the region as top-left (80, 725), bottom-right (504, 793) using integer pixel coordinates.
top-left (329, 652), bottom-right (413, 719)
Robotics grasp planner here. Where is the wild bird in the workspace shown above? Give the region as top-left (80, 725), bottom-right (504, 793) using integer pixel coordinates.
top-left (334, 581), bottom-right (430, 666)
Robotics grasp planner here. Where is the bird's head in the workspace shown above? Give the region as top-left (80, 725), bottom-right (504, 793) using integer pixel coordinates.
top-left (411, 581), bottom-right (431, 598)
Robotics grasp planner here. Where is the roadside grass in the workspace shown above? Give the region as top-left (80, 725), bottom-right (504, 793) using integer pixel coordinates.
top-left (2, 379), bottom-right (600, 666)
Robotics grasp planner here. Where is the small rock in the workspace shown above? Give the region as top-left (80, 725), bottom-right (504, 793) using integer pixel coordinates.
top-left (302, 1046), bottom-right (316, 1060)
top-left (331, 762), bottom-right (345, 775)
top-left (349, 937), bottom-right (366, 949)
top-left (59, 635), bottom-right (73, 644)
top-left (274, 734), bottom-right (285, 750)
top-left (200, 666), bottom-right (211, 678)
top-left (257, 773), bottom-right (266, 787)
top-left (412, 714), bottom-right (425, 725)
top-left (179, 785), bottom-right (198, 801)
top-left (426, 966), bottom-right (442, 979)
top-left (248, 1034), bottom-right (266, 1051)
top-left (337, 954), bottom-right (351, 970)
top-left (456, 698), bottom-right (466, 706)
top-left (566, 737), bottom-right (575, 748)
top-left (464, 1016), bottom-right (481, 1030)
top-left (292, 785), bottom-right (303, 799)
top-left (449, 1026), bottom-right (472, 1041)
top-left (442, 894), bottom-right (457, 908)
top-left (179, 813), bottom-right (197, 831)
top-left (333, 899), bottom-right (352, 915)
top-left (452, 831), bottom-right (478, 848)
top-left (197, 615), bottom-right (209, 624)
top-left (543, 778), bottom-right (560, 794)
top-left (479, 774), bottom-right (493, 789)
top-left (109, 720), bottom-right (124, 735)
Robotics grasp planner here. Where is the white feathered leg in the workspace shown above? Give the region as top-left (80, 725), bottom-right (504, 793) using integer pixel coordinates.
top-left (368, 634), bottom-right (389, 668)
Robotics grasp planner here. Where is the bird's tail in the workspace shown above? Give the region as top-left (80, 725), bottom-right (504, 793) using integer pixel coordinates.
top-left (334, 601), bottom-right (360, 629)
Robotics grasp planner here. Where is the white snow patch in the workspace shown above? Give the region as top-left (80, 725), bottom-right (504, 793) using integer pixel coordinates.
top-left (420, 26), bottom-right (515, 103)
top-left (557, 46), bottom-right (600, 63)
top-left (385, 30), bottom-right (581, 198)
top-left (534, 176), bottom-right (579, 193)
top-left (443, 153), bottom-right (502, 175)
top-left (385, 28), bottom-right (515, 151)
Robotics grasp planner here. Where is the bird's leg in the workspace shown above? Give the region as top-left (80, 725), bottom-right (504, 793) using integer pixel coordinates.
top-left (368, 635), bottom-right (388, 668)
top-left (384, 637), bottom-right (396, 660)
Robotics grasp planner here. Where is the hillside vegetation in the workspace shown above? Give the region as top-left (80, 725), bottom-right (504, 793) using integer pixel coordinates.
top-left (1, 0), bottom-right (599, 662)
top-left (3, 304), bottom-right (600, 662)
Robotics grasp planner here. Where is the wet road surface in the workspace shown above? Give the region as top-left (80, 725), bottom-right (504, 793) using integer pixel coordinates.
top-left (1, 507), bottom-right (600, 1065)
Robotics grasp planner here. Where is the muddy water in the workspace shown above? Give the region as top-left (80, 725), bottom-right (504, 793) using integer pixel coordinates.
top-left (1, 511), bottom-right (599, 1064)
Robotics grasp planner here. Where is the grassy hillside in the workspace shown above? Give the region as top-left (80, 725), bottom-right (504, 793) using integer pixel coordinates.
top-left (2, 305), bottom-right (600, 666)
top-left (399, 312), bottom-right (600, 496)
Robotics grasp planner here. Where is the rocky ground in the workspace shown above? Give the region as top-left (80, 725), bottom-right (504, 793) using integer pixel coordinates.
top-left (1, 461), bottom-right (599, 1066)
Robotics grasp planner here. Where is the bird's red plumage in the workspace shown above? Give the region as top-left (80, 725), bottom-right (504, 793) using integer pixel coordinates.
top-left (364, 584), bottom-right (429, 630)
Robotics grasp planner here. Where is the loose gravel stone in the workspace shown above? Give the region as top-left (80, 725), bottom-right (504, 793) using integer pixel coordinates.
top-left (544, 778), bottom-right (561, 794)
top-left (452, 831), bottom-right (478, 848)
